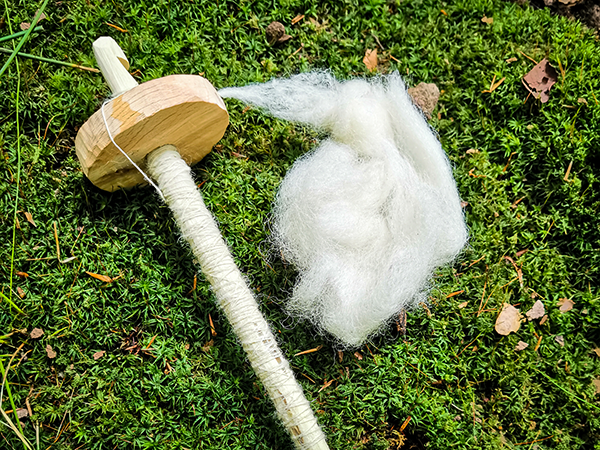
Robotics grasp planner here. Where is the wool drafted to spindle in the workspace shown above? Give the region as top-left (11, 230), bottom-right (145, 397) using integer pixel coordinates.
top-left (220, 72), bottom-right (468, 347)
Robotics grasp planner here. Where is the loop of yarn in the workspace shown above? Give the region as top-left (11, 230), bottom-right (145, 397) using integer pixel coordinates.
top-left (220, 72), bottom-right (468, 347)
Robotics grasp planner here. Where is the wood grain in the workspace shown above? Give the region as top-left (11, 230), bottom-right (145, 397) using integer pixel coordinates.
top-left (75, 74), bottom-right (229, 191)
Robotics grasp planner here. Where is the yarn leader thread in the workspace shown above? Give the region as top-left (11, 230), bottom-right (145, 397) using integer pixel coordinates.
top-left (145, 145), bottom-right (328, 450)
top-left (220, 72), bottom-right (469, 347)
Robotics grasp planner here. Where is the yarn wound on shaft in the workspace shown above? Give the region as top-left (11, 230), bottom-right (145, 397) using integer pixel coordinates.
top-left (220, 72), bottom-right (468, 347)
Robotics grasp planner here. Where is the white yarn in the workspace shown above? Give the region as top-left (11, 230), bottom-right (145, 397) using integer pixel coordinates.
top-left (220, 72), bottom-right (468, 347)
top-left (146, 146), bottom-right (329, 450)
top-left (101, 99), bottom-right (165, 200)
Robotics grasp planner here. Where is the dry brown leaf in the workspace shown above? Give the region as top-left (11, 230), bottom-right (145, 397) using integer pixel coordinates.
top-left (522, 58), bottom-right (558, 103)
top-left (481, 16), bottom-right (493, 24)
top-left (592, 378), bottom-right (600, 395)
top-left (593, 348), bottom-right (600, 357)
top-left (354, 351), bottom-right (363, 360)
top-left (515, 249), bottom-right (528, 258)
top-left (30, 328), bottom-right (44, 339)
top-left (515, 341), bottom-right (529, 351)
top-left (24, 212), bottom-right (36, 227)
top-left (555, 335), bottom-right (565, 347)
top-left (16, 271), bottom-right (29, 278)
top-left (363, 48), bottom-right (378, 72)
top-left (86, 271), bottom-right (113, 283)
top-left (495, 304), bottom-right (521, 336)
top-left (46, 344), bottom-right (56, 359)
top-left (526, 300), bottom-right (546, 321)
top-left (466, 148), bottom-right (480, 155)
top-left (407, 82), bottom-right (440, 119)
top-left (20, 22), bottom-right (30, 30)
top-left (201, 339), bottom-right (214, 352)
top-left (17, 287), bottom-right (25, 298)
top-left (557, 298), bottom-right (575, 313)
top-left (93, 350), bottom-right (106, 360)
top-left (506, 57), bottom-right (518, 64)
top-left (458, 301), bottom-right (469, 309)
top-left (539, 314), bottom-right (549, 325)
top-left (578, 98), bottom-right (588, 105)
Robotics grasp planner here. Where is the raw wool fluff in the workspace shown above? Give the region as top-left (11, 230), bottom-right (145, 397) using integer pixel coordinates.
top-left (219, 72), bottom-right (468, 347)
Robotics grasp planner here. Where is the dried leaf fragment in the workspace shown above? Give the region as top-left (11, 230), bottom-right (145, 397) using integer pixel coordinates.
top-left (522, 58), bottom-right (558, 103)
top-left (458, 301), bottom-right (469, 309)
top-left (557, 298), bottom-right (574, 313)
top-left (407, 82), bottom-right (440, 119)
top-left (515, 341), bottom-right (529, 351)
top-left (481, 16), bottom-right (493, 25)
top-left (17, 287), bottom-right (26, 298)
top-left (593, 378), bottom-right (600, 395)
top-left (24, 212), bottom-right (36, 227)
top-left (593, 348), bottom-right (600, 357)
top-left (555, 335), bottom-right (565, 347)
top-left (16, 271), bottom-right (29, 278)
top-left (30, 328), bottom-right (44, 339)
top-left (20, 22), bottom-right (30, 31)
top-left (16, 408), bottom-right (28, 419)
top-left (363, 48), bottom-right (378, 72)
top-left (86, 271), bottom-right (113, 283)
top-left (495, 304), bottom-right (521, 336)
top-left (526, 300), bottom-right (545, 321)
top-left (291, 14), bottom-right (305, 25)
top-left (46, 344), bottom-right (56, 359)
top-left (506, 57), bottom-right (518, 64)
top-left (93, 350), bottom-right (105, 360)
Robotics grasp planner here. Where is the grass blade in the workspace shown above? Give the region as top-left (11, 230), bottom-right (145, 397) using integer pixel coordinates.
top-left (0, 0), bottom-right (50, 78)
top-left (0, 26), bottom-right (43, 44)
top-left (0, 47), bottom-right (100, 73)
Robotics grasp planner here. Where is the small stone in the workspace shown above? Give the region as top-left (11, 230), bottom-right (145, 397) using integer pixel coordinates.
top-left (30, 328), bottom-right (44, 339)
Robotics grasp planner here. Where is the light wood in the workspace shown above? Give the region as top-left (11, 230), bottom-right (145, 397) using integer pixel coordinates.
top-left (75, 74), bottom-right (229, 191)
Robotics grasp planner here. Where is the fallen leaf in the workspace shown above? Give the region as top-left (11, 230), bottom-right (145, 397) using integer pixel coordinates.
top-left (526, 300), bottom-right (545, 321)
top-left (354, 351), bottom-right (363, 360)
top-left (446, 290), bottom-right (464, 298)
top-left (46, 344), bottom-right (56, 359)
top-left (578, 98), bottom-right (588, 105)
top-left (555, 335), bottom-right (565, 347)
top-left (593, 348), bottom-right (600, 357)
top-left (557, 298), bottom-right (575, 313)
top-left (522, 58), bottom-right (558, 103)
top-left (24, 212), bottom-right (36, 227)
top-left (30, 328), bottom-right (44, 339)
top-left (16, 408), bottom-right (28, 419)
top-left (539, 314), bottom-right (549, 325)
top-left (93, 350), bottom-right (105, 360)
top-left (592, 378), bottom-right (600, 395)
top-left (86, 271), bottom-right (113, 283)
top-left (515, 341), bottom-right (529, 351)
top-left (407, 82), bottom-right (440, 119)
top-left (209, 313), bottom-right (217, 337)
top-left (318, 378), bottom-right (334, 393)
top-left (466, 148), bottom-right (480, 155)
top-left (17, 287), bottom-right (25, 298)
top-left (363, 48), bottom-right (378, 72)
top-left (481, 16), bottom-right (493, 24)
top-left (16, 271), bottom-right (29, 278)
top-left (20, 22), bottom-right (30, 30)
top-left (506, 57), bottom-right (518, 64)
top-left (458, 301), bottom-right (469, 309)
top-left (495, 303), bottom-right (521, 336)
top-left (201, 339), bottom-right (214, 352)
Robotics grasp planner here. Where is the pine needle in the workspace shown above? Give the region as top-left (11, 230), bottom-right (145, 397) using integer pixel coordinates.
top-left (0, 47), bottom-right (99, 72)
top-left (0, 26), bottom-right (43, 44)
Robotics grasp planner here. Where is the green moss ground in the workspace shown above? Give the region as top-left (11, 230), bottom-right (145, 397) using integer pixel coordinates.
top-left (0, 0), bottom-right (599, 448)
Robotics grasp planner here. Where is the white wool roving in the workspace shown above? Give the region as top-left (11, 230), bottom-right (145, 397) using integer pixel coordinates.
top-left (219, 72), bottom-right (468, 347)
